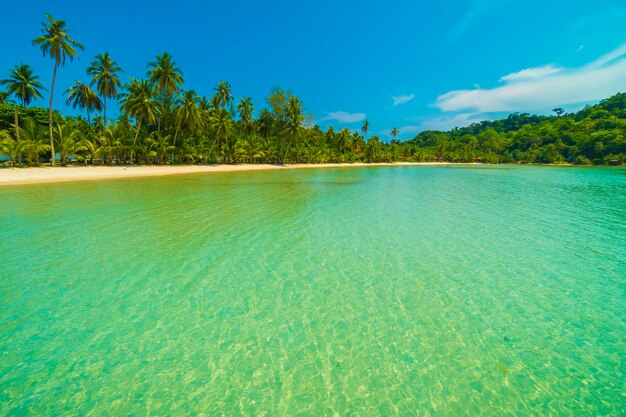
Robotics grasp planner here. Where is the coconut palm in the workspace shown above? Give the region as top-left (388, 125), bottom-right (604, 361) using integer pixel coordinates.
top-left (213, 81), bottom-right (233, 109)
top-left (364, 136), bottom-right (382, 162)
top-left (337, 128), bottom-right (353, 154)
top-left (20, 117), bottom-right (50, 166)
top-left (32, 13), bottom-right (84, 166)
top-left (257, 108), bottom-right (273, 139)
top-left (87, 52), bottom-right (123, 128)
top-left (147, 52), bottom-right (183, 97)
top-left (352, 131), bottom-right (365, 154)
top-left (54, 121), bottom-right (81, 165)
top-left (64, 80), bottom-right (102, 124)
top-left (174, 90), bottom-right (205, 146)
top-left (1, 64), bottom-right (46, 144)
top-left (236, 135), bottom-right (265, 163)
top-left (208, 107), bottom-right (234, 162)
top-left (361, 119), bottom-right (369, 137)
top-left (120, 78), bottom-right (159, 164)
top-left (0, 130), bottom-right (22, 165)
top-left (146, 132), bottom-right (175, 164)
top-left (282, 96), bottom-right (303, 163)
top-left (237, 97), bottom-right (255, 134)
top-left (391, 127), bottom-right (399, 141)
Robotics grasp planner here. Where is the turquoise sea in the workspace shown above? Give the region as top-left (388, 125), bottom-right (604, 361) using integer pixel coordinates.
top-left (0, 165), bottom-right (625, 416)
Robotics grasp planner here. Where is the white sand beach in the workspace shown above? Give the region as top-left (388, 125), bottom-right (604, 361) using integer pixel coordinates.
top-left (0, 162), bottom-right (454, 186)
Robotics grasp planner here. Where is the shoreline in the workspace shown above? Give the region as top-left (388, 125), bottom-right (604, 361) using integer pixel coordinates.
top-left (0, 162), bottom-right (458, 186)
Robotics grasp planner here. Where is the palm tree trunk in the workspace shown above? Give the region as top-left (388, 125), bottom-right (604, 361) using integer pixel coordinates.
top-left (48, 61), bottom-right (58, 166)
top-left (205, 138), bottom-right (218, 164)
top-left (87, 109), bottom-right (91, 125)
top-left (172, 124), bottom-right (180, 163)
top-left (283, 136), bottom-right (293, 164)
top-left (103, 96), bottom-right (107, 128)
top-left (130, 120), bottom-right (142, 164)
top-left (14, 109), bottom-right (20, 142)
top-left (14, 109), bottom-right (22, 165)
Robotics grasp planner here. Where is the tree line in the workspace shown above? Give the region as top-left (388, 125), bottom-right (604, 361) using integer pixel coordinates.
top-left (1, 14), bottom-right (625, 166)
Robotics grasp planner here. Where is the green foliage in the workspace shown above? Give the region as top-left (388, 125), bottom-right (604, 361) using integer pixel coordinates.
top-left (406, 93), bottom-right (626, 165)
top-left (0, 103), bottom-right (63, 130)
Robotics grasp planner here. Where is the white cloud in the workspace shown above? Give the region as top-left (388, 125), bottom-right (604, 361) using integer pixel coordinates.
top-left (435, 42), bottom-right (626, 113)
top-left (319, 111), bottom-right (366, 124)
top-left (392, 94), bottom-right (416, 106)
top-left (499, 65), bottom-right (561, 82)
top-left (447, 0), bottom-right (509, 44)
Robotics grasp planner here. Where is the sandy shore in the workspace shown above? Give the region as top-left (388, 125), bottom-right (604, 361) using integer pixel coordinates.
top-left (0, 162), bottom-right (453, 186)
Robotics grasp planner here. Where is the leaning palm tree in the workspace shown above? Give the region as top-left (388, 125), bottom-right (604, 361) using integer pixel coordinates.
top-left (120, 78), bottom-right (159, 164)
top-left (87, 52), bottom-right (123, 128)
top-left (33, 13), bottom-right (84, 166)
top-left (1, 64), bottom-right (46, 143)
top-left (361, 119), bottom-right (369, 137)
top-left (64, 80), bottom-right (102, 124)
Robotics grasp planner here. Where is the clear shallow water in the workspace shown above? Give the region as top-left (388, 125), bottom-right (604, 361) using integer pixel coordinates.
top-left (0, 165), bottom-right (625, 416)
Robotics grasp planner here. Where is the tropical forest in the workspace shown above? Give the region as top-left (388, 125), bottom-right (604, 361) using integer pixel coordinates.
top-left (1, 14), bottom-right (625, 167)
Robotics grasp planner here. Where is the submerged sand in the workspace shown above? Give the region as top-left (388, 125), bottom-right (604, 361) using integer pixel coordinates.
top-left (0, 162), bottom-right (453, 186)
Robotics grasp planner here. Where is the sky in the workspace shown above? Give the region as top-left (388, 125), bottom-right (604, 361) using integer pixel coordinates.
top-left (1, 0), bottom-right (626, 139)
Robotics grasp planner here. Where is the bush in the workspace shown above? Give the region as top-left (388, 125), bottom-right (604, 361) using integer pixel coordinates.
top-left (573, 155), bottom-right (592, 165)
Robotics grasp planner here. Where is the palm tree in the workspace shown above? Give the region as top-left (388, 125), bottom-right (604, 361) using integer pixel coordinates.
top-left (147, 52), bottom-right (183, 134)
top-left (257, 108), bottom-right (273, 139)
top-left (20, 117), bottom-right (50, 166)
top-left (1, 64), bottom-right (46, 144)
top-left (391, 127), bottom-right (399, 141)
top-left (361, 119), bottom-right (369, 137)
top-left (364, 136), bottom-right (382, 162)
top-left (33, 13), bottom-right (84, 166)
top-left (213, 81), bottom-right (233, 109)
top-left (0, 130), bottom-right (21, 165)
top-left (120, 78), bottom-right (159, 164)
top-left (87, 52), bottom-right (123, 128)
top-left (208, 107), bottom-right (234, 162)
top-left (54, 121), bottom-right (81, 165)
top-left (0, 91), bottom-right (9, 104)
top-left (337, 128), bottom-right (353, 154)
top-left (282, 96), bottom-right (303, 163)
top-left (174, 90), bottom-right (205, 146)
top-left (146, 132), bottom-right (175, 164)
top-left (147, 52), bottom-right (183, 97)
top-left (237, 97), bottom-right (255, 134)
top-left (64, 80), bottom-right (102, 124)
top-left (352, 131), bottom-right (364, 154)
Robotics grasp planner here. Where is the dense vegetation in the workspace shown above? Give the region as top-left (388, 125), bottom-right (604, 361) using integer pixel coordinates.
top-left (407, 96), bottom-right (626, 165)
top-left (1, 14), bottom-right (625, 166)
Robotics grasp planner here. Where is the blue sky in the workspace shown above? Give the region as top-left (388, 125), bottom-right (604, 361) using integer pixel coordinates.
top-left (1, 0), bottom-right (625, 139)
